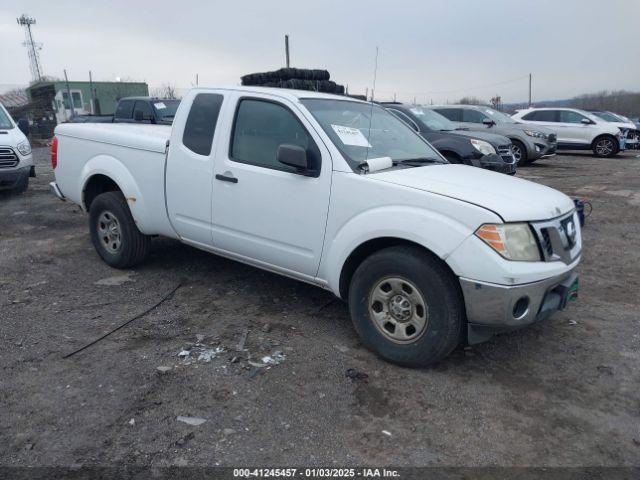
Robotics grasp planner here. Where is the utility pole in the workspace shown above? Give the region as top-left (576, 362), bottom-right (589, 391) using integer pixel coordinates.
top-left (196, 73), bottom-right (199, 86)
top-left (285, 35), bottom-right (290, 68)
top-left (89, 70), bottom-right (95, 114)
top-left (528, 73), bottom-right (532, 107)
top-left (64, 69), bottom-right (75, 120)
top-left (17, 14), bottom-right (43, 82)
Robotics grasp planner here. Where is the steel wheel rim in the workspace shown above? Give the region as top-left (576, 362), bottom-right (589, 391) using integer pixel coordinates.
top-left (97, 211), bottom-right (122, 253)
top-left (368, 276), bottom-right (429, 344)
top-left (596, 139), bottom-right (614, 155)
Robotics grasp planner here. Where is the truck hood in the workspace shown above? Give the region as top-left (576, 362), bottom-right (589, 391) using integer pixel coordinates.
top-left (447, 129), bottom-right (512, 147)
top-left (369, 164), bottom-right (575, 222)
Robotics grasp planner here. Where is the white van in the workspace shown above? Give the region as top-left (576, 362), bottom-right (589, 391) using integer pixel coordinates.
top-left (0, 102), bottom-right (34, 193)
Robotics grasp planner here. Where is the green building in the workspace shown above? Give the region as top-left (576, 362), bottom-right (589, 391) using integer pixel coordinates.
top-left (25, 80), bottom-right (148, 137)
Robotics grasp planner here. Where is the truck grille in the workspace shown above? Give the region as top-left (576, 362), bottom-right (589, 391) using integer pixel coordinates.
top-left (530, 212), bottom-right (582, 264)
top-left (497, 145), bottom-right (515, 164)
top-left (548, 133), bottom-right (557, 143)
top-left (0, 147), bottom-right (19, 168)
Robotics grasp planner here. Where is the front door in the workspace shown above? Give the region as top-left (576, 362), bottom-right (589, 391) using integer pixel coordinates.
top-left (557, 110), bottom-right (594, 146)
top-left (211, 94), bottom-right (331, 278)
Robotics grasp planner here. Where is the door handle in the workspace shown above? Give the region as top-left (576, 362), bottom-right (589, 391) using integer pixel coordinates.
top-left (215, 174), bottom-right (238, 184)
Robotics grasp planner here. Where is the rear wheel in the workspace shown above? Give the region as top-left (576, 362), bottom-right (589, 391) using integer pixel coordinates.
top-left (348, 246), bottom-right (464, 367)
top-left (511, 140), bottom-right (529, 166)
top-left (89, 191), bottom-right (150, 268)
top-left (592, 135), bottom-right (619, 157)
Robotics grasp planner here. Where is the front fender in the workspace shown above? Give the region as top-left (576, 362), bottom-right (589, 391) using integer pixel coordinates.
top-left (79, 155), bottom-right (152, 233)
top-left (319, 206), bottom-right (474, 296)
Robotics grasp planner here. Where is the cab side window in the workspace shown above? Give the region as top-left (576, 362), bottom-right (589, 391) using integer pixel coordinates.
top-left (182, 93), bottom-right (224, 156)
top-left (230, 99), bottom-right (320, 173)
top-left (115, 100), bottom-right (134, 120)
top-left (134, 101), bottom-right (154, 122)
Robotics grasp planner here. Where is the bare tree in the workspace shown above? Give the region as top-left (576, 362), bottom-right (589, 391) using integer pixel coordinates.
top-left (457, 96), bottom-right (486, 105)
top-left (152, 84), bottom-right (178, 99)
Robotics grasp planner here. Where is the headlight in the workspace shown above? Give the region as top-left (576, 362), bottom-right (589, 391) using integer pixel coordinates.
top-left (475, 223), bottom-right (541, 261)
top-left (523, 129), bottom-right (547, 139)
top-left (17, 140), bottom-right (32, 156)
top-left (470, 138), bottom-right (496, 155)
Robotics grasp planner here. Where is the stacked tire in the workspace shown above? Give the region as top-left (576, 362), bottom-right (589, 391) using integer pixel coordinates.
top-left (241, 68), bottom-right (345, 95)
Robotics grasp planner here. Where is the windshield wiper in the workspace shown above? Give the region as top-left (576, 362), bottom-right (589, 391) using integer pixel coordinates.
top-left (394, 157), bottom-right (445, 166)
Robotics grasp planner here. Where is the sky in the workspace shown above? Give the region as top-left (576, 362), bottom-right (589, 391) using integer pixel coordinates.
top-left (2, 0), bottom-right (639, 103)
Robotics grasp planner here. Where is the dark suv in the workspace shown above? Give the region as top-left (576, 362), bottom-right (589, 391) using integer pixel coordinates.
top-left (382, 103), bottom-right (516, 174)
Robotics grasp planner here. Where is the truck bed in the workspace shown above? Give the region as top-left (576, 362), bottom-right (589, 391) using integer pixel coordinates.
top-left (56, 123), bottom-right (171, 153)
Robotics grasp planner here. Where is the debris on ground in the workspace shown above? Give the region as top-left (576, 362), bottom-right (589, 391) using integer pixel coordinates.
top-left (222, 428), bottom-right (236, 436)
top-left (95, 273), bottom-right (136, 286)
top-left (128, 418), bottom-right (135, 426)
top-left (346, 368), bottom-right (368, 381)
top-left (177, 416), bottom-right (207, 426)
top-left (178, 349), bottom-right (191, 359)
top-left (197, 347), bottom-right (224, 363)
top-left (195, 334), bottom-right (205, 343)
top-left (261, 350), bottom-right (285, 365)
top-left (568, 320), bottom-right (578, 326)
top-left (156, 366), bottom-right (172, 374)
top-left (381, 430), bottom-right (392, 437)
top-left (175, 432), bottom-right (195, 446)
top-left (236, 327), bottom-right (249, 351)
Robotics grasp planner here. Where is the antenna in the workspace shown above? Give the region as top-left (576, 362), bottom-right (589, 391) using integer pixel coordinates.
top-left (285, 34), bottom-right (290, 68)
top-left (364, 47), bottom-right (379, 164)
top-left (17, 14), bottom-right (43, 82)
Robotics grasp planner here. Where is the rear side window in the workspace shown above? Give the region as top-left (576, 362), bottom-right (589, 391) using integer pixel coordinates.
top-left (115, 100), bottom-right (134, 119)
top-left (462, 109), bottom-right (487, 123)
top-left (182, 93), bottom-right (224, 156)
top-left (523, 110), bottom-right (557, 122)
top-left (230, 99), bottom-right (320, 173)
top-left (435, 108), bottom-right (461, 122)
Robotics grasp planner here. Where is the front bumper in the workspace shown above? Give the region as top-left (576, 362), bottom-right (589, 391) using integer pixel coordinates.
top-left (528, 140), bottom-right (557, 160)
top-left (477, 153), bottom-right (516, 175)
top-left (460, 269), bottom-right (579, 344)
top-left (0, 166), bottom-right (30, 191)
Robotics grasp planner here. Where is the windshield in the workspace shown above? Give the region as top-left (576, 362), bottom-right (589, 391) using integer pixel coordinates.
top-left (408, 107), bottom-right (457, 131)
top-left (301, 99), bottom-right (443, 169)
top-left (152, 100), bottom-right (180, 121)
top-left (480, 106), bottom-right (517, 124)
top-left (0, 105), bottom-right (14, 129)
top-left (593, 111), bottom-right (624, 123)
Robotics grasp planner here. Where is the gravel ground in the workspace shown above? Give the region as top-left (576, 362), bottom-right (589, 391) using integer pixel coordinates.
top-left (1, 147), bottom-right (639, 468)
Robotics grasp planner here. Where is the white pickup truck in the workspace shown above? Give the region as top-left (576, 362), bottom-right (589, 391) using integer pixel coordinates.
top-left (50, 86), bottom-right (581, 366)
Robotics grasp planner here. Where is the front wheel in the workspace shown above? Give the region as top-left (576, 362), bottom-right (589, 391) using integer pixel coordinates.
top-left (89, 191), bottom-right (150, 268)
top-left (348, 246), bottom-right (464, 367)
top-left (592, 135), bottom-right (619, 157)
top-left (511, 140), bottom-right (529, 166)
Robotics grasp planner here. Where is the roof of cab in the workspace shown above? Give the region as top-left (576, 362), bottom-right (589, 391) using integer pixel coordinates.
top-left (189, 86), bottom-right (368, 104)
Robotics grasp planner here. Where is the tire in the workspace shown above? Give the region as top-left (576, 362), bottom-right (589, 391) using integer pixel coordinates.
top-left (592, 135), bottom-right (619, 158)
top-left (348, 246), bottom-right (464, 367)
top-left (511, 140), bottom-right (529, 166)
top-left (13, 175), bottom-right (28, 194)
top-left (89, 191), bottom-right (150, 269)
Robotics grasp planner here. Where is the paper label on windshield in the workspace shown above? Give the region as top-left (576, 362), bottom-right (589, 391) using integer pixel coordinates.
top-left (331, 124), bottom-right (371, 147)
top-left (154, 102), bottom-right (167, 110)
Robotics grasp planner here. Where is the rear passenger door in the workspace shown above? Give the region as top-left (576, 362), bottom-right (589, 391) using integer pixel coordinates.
top-left (165, 92), bottom-right (225, 245)
top-left (210, 93), bottom-right (331, 278)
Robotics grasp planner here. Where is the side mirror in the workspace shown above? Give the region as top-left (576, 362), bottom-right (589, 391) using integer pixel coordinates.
top-left (581, 118), bottom-right (593, 125)
top-left (277, 144), bottom-right (312, 174)
top-left (134, 110), bottom-right (144, 122)
top-left (17, 118), bottom-right (30, 137)
top-left (482, 118), bottom-right (495, 126)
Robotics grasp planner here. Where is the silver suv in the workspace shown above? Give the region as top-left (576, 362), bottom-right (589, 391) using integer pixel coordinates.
top-left (430, 105), bottom-right (557, 165)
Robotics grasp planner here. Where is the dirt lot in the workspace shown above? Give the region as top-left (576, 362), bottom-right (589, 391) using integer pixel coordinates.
top-left (1, 147), bottom-right (639, 468)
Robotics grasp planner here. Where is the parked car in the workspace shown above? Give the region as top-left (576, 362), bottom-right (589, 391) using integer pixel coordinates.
top-left (512, 108), bottom-right (624, 157)
top-left (72, 97), bottom-right (180, 125)
top-left (0, 102), bottom-right (34, 193)
top-left (49, 86), bottom-right (581, 367)
top-left (382, 103), bottom-right (516, 174)
top-left (587, 110), bottom-right (639, 150)
top-left (430, 105), bottom-right (557, 165)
